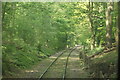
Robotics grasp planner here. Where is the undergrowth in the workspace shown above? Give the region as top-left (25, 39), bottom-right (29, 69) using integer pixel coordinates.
top-left (86, 46), bottom-right (104, 56)
top-left (2, 43), bottom-right (56, 77)
top-left (88, 50), bottom-right (118, 78)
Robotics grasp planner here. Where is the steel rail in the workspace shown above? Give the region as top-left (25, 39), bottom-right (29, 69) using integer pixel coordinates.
top-left (38, 50), bottom-right (67, 80)
top-left (38, 47), bottom-right (77, 80)
top-left (62, 47), bottom-right (77, 80)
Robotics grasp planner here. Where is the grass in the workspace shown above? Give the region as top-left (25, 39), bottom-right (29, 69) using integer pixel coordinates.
top-left (2, 45), bottom-right (51, 77)
top-left (88, 50), bottom-right (118, 78)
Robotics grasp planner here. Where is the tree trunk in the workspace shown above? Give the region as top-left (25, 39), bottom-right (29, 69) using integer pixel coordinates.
top-left (113, 2), bottom-right (118, 44)
top-left (106, 2), bottom-right (113, 48)
top-left (118, 1), bottom-right (120, 78)
top-left (118, 3), bottom-right (120, 49)
top-left (88, 2), bottom-right (95, 50)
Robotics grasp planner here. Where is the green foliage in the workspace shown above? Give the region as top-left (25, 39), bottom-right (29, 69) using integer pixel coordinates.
top-left (86, 46), bottom-right (104, 56)
top-left (89, 50), bottom-right (118, 78)
top-left (2, 2), bottom-right (117, 77)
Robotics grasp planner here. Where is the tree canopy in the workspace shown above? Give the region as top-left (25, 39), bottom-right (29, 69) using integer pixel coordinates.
top-left (2, 2), bottom-right (119, 77)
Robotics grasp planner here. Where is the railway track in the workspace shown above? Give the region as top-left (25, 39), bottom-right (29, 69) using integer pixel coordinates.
top-left (62, 47), bottom-right (77, 80)
top-left (38, 47), bottom-right (77, 80)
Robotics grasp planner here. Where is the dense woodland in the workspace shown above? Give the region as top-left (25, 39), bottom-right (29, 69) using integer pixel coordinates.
top-left (2, 2), bottom-right (119, 78)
